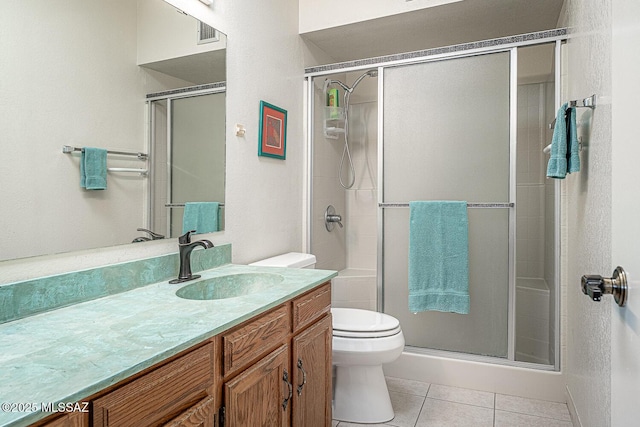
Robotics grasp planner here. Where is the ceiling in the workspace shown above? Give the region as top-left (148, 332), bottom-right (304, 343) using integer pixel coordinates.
top-left (301, 0), bottom-right (565, 64)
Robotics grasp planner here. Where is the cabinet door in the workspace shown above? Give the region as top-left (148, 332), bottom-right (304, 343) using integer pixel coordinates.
top-left (164, 396), bottom-right (216, 427)
top-left (40, 413), bottom-right (88, 427)
top-left (224, 345), bottom-right (290, 427)
top-left (291, 314), bottom-right (332, 427)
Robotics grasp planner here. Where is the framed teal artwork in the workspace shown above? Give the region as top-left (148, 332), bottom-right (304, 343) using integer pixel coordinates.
top-left (258, 101), bottom-right (287, 160)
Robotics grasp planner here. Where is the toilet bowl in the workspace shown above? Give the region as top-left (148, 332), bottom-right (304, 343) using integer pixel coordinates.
top-left (332, 307), bottom-right (405, 424)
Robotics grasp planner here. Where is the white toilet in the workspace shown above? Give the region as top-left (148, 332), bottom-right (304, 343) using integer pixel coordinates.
top-left (331, 307), bottom-right (405, 423)
top-left (249, 253), bottom-right (404, 424)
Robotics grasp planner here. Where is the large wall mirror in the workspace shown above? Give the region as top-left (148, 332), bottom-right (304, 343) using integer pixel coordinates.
top-left (0, 0), bottom-right (226, 262)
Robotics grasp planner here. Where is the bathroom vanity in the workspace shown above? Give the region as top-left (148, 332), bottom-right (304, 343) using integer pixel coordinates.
top-left (0, 248), bottom-right (336, 427)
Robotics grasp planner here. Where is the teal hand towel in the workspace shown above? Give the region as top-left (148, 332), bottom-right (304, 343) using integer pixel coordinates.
top-left (546, 103), bottom-right (580, 179)
top-left (182, 202), bottom-right (219, 234)
top-left (80, 147), bottom-right (107, 190)
top-left (566, 106), bottom-right (581, 174)
top-left (408, 201), bottom-right (470, 314)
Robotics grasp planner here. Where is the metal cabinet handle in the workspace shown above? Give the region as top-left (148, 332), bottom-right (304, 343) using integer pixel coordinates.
top-left (296, 358), bottom-right (307, 396)
top-left (282, 369), bottom-right (293, 410)
top-left (581, 266), bottom-right (628, 307)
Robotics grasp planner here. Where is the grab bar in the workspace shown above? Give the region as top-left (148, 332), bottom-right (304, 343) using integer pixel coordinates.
top-left (378, 202), bottom-right (514, 208)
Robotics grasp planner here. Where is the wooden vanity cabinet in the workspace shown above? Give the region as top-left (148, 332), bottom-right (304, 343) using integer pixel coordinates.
top-left (38, 413), bottom-right (87, 427)
top-left (221, 282), bottom-right (332, 427)
top-left (92, 342), bottom-right (217, 427)
top-left (33, 282), bottom-right (331, 427)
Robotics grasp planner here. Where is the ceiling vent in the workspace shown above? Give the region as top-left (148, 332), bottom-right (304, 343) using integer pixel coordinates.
top-left (198, 21), bottom-right (219, 45)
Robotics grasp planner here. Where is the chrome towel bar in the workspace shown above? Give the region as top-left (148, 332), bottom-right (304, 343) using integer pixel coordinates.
top-left (378, 202), bottom-right (514, 208)
top-left (548, 94), bottom-right (597, 129)
top-left (62, 145), bottom-right (148, 160)
top-left (165, 203), bottom-right (225, 208)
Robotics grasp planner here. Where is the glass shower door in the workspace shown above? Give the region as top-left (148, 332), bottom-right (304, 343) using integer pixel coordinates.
top-left (381, 52), bottom-right (512, 357)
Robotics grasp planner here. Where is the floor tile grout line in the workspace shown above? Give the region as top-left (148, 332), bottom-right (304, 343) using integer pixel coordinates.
top-left (495, 408), bottom-right (572, 422)
top-left (423, 396), bottom-right (496, 410)
top-left (493, 393), bottom-right (497, 427)
top-left (410, 383), bottom-right (432, 427)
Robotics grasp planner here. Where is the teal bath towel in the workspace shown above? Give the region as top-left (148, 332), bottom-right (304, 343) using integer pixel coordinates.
top-left (546, 103), bottom-right (580, 179)
top-left (408, 201), bottom-right (470, 314)
top-left (182, 202), bottom-right (219, 234)
top-left (80, 147), bottom-right (107, 190)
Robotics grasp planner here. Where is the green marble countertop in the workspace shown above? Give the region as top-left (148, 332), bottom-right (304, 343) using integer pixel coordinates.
top-left (0, 264), bottom-right (337, 427)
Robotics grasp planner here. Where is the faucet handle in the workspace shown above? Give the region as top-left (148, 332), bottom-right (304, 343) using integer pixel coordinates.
top-left (178, 230), bottom-right (196, 245)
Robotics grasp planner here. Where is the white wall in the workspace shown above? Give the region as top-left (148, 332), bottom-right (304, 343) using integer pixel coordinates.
top-left (0, 0), bottom-right (191, 262)
top-left (299, 0), bottom-right (462, 34)
top-left (562, 0), bottom-right (613, 426)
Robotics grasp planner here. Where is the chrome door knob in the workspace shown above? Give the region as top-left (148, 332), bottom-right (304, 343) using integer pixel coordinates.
top-left (581, 266), bottom-right (628, 307)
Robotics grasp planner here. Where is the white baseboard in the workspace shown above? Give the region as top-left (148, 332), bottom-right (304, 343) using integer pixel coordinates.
top-left (565, 386), bottom-right (582, 426)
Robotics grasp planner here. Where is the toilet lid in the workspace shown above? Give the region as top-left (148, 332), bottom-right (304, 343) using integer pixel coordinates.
top-left (331, 308), bottom-right (402, 338)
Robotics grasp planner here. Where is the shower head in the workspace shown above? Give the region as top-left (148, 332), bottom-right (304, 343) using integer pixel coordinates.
top-left (349, 69), bottom-right (378, 91)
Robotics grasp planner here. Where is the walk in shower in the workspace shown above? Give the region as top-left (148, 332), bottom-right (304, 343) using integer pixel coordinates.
top-left (306, 32), bottom-right (563, 370)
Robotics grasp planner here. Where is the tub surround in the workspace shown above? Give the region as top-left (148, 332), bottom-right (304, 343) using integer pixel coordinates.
top-left (0, 249), bottom-right (337, 426)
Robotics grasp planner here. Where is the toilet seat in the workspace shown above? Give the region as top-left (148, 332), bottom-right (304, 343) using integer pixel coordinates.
top-left (332, 308), bottom-right (402, 338)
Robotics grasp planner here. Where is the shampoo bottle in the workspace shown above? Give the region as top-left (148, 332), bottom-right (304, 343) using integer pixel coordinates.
top-left (327, 88), bottom-right (339, 119)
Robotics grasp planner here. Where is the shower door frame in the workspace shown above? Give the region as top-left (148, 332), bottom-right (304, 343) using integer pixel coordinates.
top-left (304, 31), bottom-right (565, 371)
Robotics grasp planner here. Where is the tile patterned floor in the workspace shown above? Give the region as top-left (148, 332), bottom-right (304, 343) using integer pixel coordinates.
top-left (332, 377), bottom-right (573, 427)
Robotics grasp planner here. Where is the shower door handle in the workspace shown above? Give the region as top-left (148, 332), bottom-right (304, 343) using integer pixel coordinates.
top-left (581, 266), bottom-right (628, 307)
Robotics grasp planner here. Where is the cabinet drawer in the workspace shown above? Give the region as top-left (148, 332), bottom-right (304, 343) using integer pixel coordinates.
top-left (292, 283), bottom-right (331, 332)
top-left (93, 343), bottom-right (215, 427)
top-left (223, 305), bottom-right (290, 377)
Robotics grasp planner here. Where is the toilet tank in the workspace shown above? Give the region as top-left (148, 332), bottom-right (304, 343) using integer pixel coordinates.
top-left (249, 252), bottom-right (316, 269)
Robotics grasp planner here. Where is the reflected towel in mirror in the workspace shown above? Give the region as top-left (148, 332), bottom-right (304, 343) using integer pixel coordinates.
top-left (182, 202), bottom-right (220, 234)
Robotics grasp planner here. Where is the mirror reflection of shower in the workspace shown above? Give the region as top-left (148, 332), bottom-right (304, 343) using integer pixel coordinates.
top-left (323, 69), bottom-right (377, 189)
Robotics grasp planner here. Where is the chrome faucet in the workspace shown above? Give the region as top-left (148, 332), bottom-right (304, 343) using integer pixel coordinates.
top-left (169, 230), bottom-right (214, 284)
top-left (131, 228), bottom-right (165, 243)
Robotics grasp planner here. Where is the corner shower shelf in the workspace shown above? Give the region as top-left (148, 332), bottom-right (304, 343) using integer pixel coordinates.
top-left (324, 106), bottom-right (345, 139)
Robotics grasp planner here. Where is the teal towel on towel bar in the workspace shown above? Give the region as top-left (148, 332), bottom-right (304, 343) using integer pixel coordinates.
top-left (408, 201), bottom-right (470, 314)
top-left (182, 202), bottom-right (219, 234)
top-left (546, 103), bottom-right (580, 179)
top-left (80, 147), bottom-right (107, 190)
